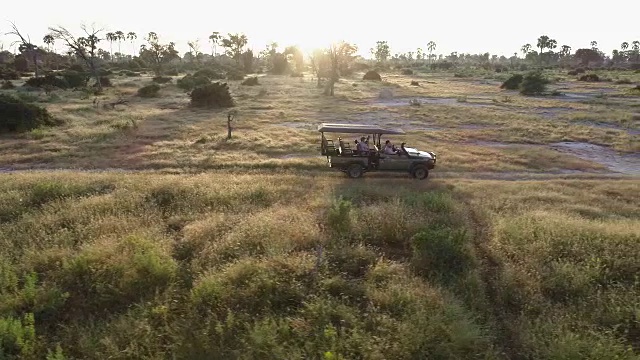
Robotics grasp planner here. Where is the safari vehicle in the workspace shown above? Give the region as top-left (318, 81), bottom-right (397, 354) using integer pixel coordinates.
top-left (318, 123), bottom-right (437, 179)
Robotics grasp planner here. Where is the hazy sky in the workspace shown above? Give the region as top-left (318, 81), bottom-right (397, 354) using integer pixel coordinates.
top-left (2, 0), bottom-right (639, 58)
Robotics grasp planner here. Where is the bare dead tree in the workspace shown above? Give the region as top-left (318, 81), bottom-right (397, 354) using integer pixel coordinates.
top-left (6, 22), bottom-right (39, 77)
top-left (48, 24), bottom-right (104, 92)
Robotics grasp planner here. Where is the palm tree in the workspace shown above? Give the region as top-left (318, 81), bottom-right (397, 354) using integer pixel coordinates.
top-left (621, 42), bottom-right (629, 51)
top-left (560, 45), bottom-right (571, 57)
top-left (209, 32), bottom-right (220, 56)
top-left (42, 34), bottom-right (54, 52)
top-left (633, 41), bottom-right (640, 62)
top-left (590, 41), bottom-right (598, 51)
top-left (115, 31), bottom-right (125, 60)
top-left (537, 35), bottom-right (549, 65)
top-left (521, 44), bottom-right (532, 57)
top-left (127, 32), bottom-right (137, 57)
top-left (427, 41), bottom-right (436, 64)
top-left (106, 32), bottom-right (116, 61)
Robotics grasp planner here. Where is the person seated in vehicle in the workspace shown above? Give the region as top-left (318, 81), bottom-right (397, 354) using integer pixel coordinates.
top-left (383, 140), bottom-right (399, 155)
top-left (356, 136), bottom-right (369, 155)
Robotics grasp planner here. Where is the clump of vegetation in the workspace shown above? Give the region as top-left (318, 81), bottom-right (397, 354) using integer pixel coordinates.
top-left (567, 68), bottom-right (586, 76)
top-left (98, 76), bottom-right (112, 88)
top-left (500, 73), bottom-right (524, 90)
top-left (519, 71), bottom-right (549, 95)
top-left (25, 75), bottom-right (69, 89)
top-left (177, 74), bottom-right (211, 92)
top-left (137, 83), bottom-right (161, 98)
top-left (193, 68), bottom-right (225, 80)
top-left (0, 93), bottom-right (59, 133)
top-left (363, 70), bottom-right (382, 81)
top-left (1, 80), bottom-right (15, 89)
top-left (189, 82), bottom-right (234, 108)
top-left (226, 69), bottom-right (245, 81)
top-left (241, 76), bottom-right (259, 86)
top-left (0, 66), bottom-right (21, 80)
top-left (614, 79), bottom-right (632, 84)
top-left (152, 76), bottom-right (172, 84)
top-left (578, 74), bottom-right (600, 82)
top-left (410, 80), bottom-right (420, 86)
top-left (401, 68), bottom-right (413, 75)
top-left (62, 71), bottom-right (89, 88)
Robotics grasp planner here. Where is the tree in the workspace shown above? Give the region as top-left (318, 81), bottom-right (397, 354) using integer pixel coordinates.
top-left (42, 34), bottom-right (54, 52)
top-left (127, 32), bottom-right (137, 56)
top-left (187, 40), bottom-right (201, 63)
top-left (221, 33), bottom-right (248, 64)
top-left (284, 46), bottom-right (304, 73)
top-left (621, 42), bottom-right (629, 51)
top-left (105, 33), bottom-right (116, 61)
top-left (139, 32), bottom-right (179, 76)
top-left (536, 35), bottom-right (549, 65)
top-left (208, 32), bottom-right (220, 56)
top-left (115, 31), bottom-right (125, 58)
top-left (633, 41), bottom-right (640, 62)
top-left (324, 41), bottom-right (357, 96)
top-left (6, 22), bottom-right (40, 77)
top-left (574, 48), bottom-right (603, 66)
top-left (48, 24), bottom-right (104, 90)
top-left (590, 41), bottom-right (598, 50)
top-left (371, 41), bottom-right (390, 63)
top-left (560, 45), bottom-right (571, 57)
top-left (427, 41), bottom-right (436, 64)
top-left (521, 44), bottom-right (532, 58)
top-left (309, 49), bottom-right (330, 88)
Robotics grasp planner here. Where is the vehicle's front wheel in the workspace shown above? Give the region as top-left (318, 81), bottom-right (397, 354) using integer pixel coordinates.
top-left (346, 164), bottom-right (364, 178)
top-left (411, 165), bottom-right (429, 180)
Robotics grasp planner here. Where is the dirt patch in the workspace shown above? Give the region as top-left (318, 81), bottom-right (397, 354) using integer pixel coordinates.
top-left (549, 142), bottom-right (640, 176)
top-left (372, 96), bottom-right (497, 108)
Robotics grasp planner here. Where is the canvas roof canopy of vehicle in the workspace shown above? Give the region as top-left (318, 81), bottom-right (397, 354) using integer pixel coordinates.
top-left (317, 123), bottom-right (405, 135)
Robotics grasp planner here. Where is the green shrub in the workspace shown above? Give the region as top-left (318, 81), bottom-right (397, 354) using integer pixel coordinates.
top-left (401, 68), bottom-right (413, 75)
top-left (241, 76), bottom-right (259, 86)
top-left (614, 79), bottom-right (632, 84)
top-left (519, 71), bottom-right (549, 95)
top-left (193, 68), bottom-right (224, 80)
top-left (0, 313), bottom-right (36, 358)
top-left (25, 75), bottom-right (69, 89)
top-left (500, 73), bottom-right (524, 90)
top-left (152, 76), bottom-right (172, 84)
top-left (1, 80), bottom-right (15, 89)
top-left (137, 84), bottom-right (161, 98)
top-left (0, 94), bottom-right (58, 133)
top-left (327, 197), bottom-right (352, 236)
top-left (0, 66), bottom-right (20, 80)
top-left (226, 69), bottom-right (245, 81)
top-left (189, 82), bottom-right (234, 108)
top-left (61, 71), bottom-right (89, 88)
top-left (578, 74), bottom-right (600, 82)
top-left (363, 70), bottom-right (382, 81)
top-left (176, 74), bottom-right (211, 91)
top-left (98, 76), bottom-right (112, 87)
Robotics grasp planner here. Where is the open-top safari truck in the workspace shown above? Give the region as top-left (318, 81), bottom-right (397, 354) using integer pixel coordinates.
top-left (318, 123), bottom-right (437, 179)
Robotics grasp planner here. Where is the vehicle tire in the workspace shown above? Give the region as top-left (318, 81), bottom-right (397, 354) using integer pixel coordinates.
top-left (346, 164), bottom-right (364, 178)
top-left (412, 165), bottom-right (429, 180)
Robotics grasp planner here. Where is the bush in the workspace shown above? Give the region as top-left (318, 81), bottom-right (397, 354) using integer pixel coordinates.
top-left (0, 66), bottom-right (20, 80)
top-left (137, 84), bottom-right (161, 98)
top-left (1, 81), bottom-right (15, 89)
top-left (98, 76), bottom-right (112, 87)
top-left (500, 73), bottom-right (524, 90)
top-left (165, 69), bottom-right (179, 76)
top-left (401, 68), bottom-right (413, 75)
top-left (152, 76), bottom-right (172, 84)
top-left (363, 70), bottom-right (382, 81)
top-left (226, 69), bottom-right (245, 81)
top-left (193, 68), bottom-right (225, 80)
top-left (241, 76), bottom-right (259, 86)
top-left (578, 74), bottom-right (600, 82)
top-left (189, 82), bottom-right (234, 108)
top-left (614, 79), bottom-right (632, 84)
top-left (25, 75), bottom-right (69, 89)
top-left (410, 80), bottom-right (420, 86)
top-left (177, 74), bottom-right (211, 92)
top-left (61, 71), bottom-right (89, 88)
top-left (0, 93), bottom-right (58, 133)
top-left (519, 71), bottom-right (549, 96)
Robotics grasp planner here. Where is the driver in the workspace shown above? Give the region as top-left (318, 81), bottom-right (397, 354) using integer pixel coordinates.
top-left (356, 136), bottom-right (369, 155)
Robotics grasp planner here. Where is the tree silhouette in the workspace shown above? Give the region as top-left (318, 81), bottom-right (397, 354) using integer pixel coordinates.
top-left (105, 32), bottom-right (116, 61)
top-left (427, 41), bottom-right (436, 64)
top-left (115, 31), bottom-right (125, 60)
top-left (370, 41), bottom-right (390, 63)
top-left (48, 24), bottom-right (104, 91)
top-left (208, 32), bottom-right (220, 56)
top-left (43, 34), bottom-right (54, 52)
top-left (324, 41), bottom-right (357, 96)
top-left (6, 22), bottom-right (40, 77)
top-left (633, 41), bottom-right (640, 62)
top-left (127, 32), bottom-right (137, 56)
top-left (590, 41), bottom-right (598, 51)
top-left (521, 44), bottom-right (532, 58)
top-left (221, 33), bottom-right (248, 64)
top-left (537, 35), bottom-right (550, 65)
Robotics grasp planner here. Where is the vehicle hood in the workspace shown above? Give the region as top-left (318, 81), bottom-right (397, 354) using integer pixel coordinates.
top-left (405, 147), bottom-right (436, 160)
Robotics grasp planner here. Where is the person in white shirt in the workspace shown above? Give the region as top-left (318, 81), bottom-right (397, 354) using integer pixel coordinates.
top-left (383, 140), bottom-right (398, 155)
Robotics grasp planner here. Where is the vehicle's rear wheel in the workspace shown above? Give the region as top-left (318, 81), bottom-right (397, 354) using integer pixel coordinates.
top-left (346, 164), bottom-right (364, 178)
top-left (412, 165), bottom-right (429, 180)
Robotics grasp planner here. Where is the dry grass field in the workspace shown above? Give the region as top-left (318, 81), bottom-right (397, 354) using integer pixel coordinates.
top-left (0, 68), bottom-right (639, 359)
